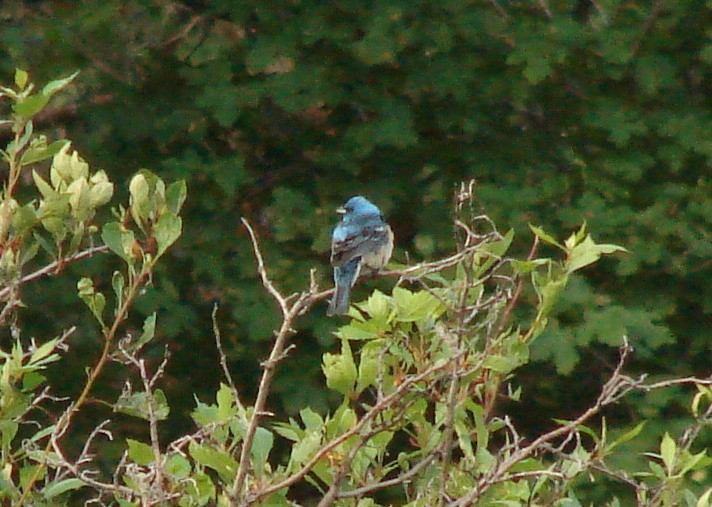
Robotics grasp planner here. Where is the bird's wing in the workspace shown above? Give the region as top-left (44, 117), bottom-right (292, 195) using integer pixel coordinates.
top-left (331, 218), bottom-right (390, 267)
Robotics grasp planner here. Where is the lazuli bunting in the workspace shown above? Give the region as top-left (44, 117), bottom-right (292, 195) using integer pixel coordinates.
top-left (327, 196), bottom-right (394, 316)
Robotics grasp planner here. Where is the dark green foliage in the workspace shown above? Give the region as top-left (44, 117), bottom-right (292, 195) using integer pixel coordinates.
top-left (0, 0), bottom-right (710, 501)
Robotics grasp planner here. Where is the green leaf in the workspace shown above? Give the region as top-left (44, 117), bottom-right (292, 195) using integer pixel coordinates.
top-left (30, 339), bottom-right (58, 364)
top-left (529, 224), bottom-right (563, 249)
top-left (289, 431), bottom-right (321, 469)
top-left (13, 93), bottom-right (49, 118)
top-left (216, 383), bottom-right (237, 422)
top-left (322, 337), bottom-right (357, 396)
top-left (44, 478), bottom-right (85, 499)
top-left (392, 287), bottom-right (444, 322)
top-left (166, 454), bottom-right (191, 479)
top-left (607, 422), bottom-right (645, 452)
top-left (126, 439), bottom-right (154, 466)
top-left (41, 71), bottom-right (79, 97)
top-left (14, 68), bottom-right (28, 89)
top-left (112, 271), bottom-right (125, 309)
top-left (356, 340), bottom-right (381, 393)
top-left (482, 354), bottom-right (520, 374)
top-left (566, 235), bottom-right (627, 274)
top-left (660, 432), bottom-right (676, 475)
top-left (166, 180), bottom-right (187, 215)
top-left (697, 488), bottom-right (712, 507)
top-left (21, 139), bottom-right (67, 167)
top-left (251, 427), bottom-right (274, 468)
top-left (114, 389), bottom-right (169, 421)
top-left (189, 441), bottom-right (238, 483)
top-left (22, 371), bottom-right (46, 392)
top-left (154, 213), bottom-right (182, 259)
top-left (101, 222), bottom-right (133, 262)
top-left (300, 407), bottom-right (323, 431)
top-left (32, 170), bottom-right (56, 199)
top-left (132, 312), bottom-right (157, 351)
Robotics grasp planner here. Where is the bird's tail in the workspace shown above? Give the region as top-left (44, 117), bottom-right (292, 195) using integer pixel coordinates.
top-left (327, 281), bottom-right (351, 316)
top-left (327, 260), bottom-right (360, 316)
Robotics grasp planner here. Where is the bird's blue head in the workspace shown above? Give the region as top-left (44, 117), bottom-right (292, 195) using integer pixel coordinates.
top-left (336, 196), bottom-right (382, 221)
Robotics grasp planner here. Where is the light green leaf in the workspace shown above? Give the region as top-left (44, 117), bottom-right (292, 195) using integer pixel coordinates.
top-left (608, 422), bottom-right (645, 452)
top-left (30, 339), bottom-right (58, 365)
top-left (322, 337), bottom-right (357, 396)
top-left (32, 170), bottom-right (56, 199)
top-left (251, 427), bottom-right (274, 467)
top-left (133, 313), bottom-right (157, 351)
top-left (14, 68), bottom-right (28, 89)
top-left (300, 407), bottom-right (323, 431)
top-left (567, 235), bottom-right (627, 274)
top-left (44, 478), bottom-right (85, 499)
top-left (660, 432), bottom-right (676, 475)
top-left (21, 139), bottom-right (68, 167)
top-left (127, 439), bottom-right (154, 466)
top-left (154, 213), bottom-right (182, 259)
top-left (189, 441), bottom-right (238, 483)
top-left (41, 71), bottom-right (79, 97)
top-left (529, 224), bottom-right (563, 249)
top-left (166, 454), bottom-right (191, 479)
top-left (114, 389), bottom-right (169, 421)
top-left (101, 222), bottom-right (133, 261)
top-left (166, 180), bottom-right (187, 215)
top-left (112, 271), bottom-right (124, 309)
top-left (696, 488), bottom-right (712, 507)
top-left (13, 93), bottom-right (49, 118)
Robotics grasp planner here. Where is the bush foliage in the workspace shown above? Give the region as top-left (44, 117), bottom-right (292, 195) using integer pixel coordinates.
top-left (0, 0), bottom-right (710, 503)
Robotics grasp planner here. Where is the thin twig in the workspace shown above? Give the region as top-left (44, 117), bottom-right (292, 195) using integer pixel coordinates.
top-left (0, 244), bottom-right (108, 300)
top-left (230, 219), bottom-right (324, 503)
top-left (247, 360), bottom-right (451, 504)
top-left (212, 303), bottom-right (243, 411)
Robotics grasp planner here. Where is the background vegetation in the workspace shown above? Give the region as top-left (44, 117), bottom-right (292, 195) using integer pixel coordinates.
top-left (0, 0), bottom-right (710, 504)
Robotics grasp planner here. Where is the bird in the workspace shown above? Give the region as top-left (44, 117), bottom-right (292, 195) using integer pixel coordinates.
top-left (327, 196), bottom-right (394, 316)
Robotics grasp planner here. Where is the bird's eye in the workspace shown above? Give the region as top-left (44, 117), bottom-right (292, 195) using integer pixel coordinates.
top-left (345, 206), bottom-right (353, 212)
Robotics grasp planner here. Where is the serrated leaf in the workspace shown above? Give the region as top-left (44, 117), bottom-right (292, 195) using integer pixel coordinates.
top-left (189, 441), bottom-right (238, 483)
top-left (300, 407), bottom-right (323, 431)
top-left (322, 337), bottom-right (357, 396)
top-left (126, 439), bottom-right (154, 466)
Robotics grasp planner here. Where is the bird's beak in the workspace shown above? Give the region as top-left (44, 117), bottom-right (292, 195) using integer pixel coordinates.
top-left (336, 206), bottom-right (346, 215)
